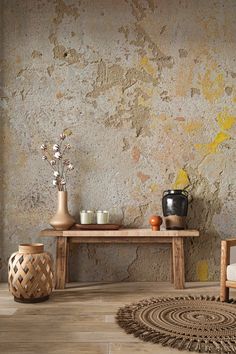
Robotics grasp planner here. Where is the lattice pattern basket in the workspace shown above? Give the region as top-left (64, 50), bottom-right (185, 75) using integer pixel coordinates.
top-left (8, 243), bottom-right (54, 303)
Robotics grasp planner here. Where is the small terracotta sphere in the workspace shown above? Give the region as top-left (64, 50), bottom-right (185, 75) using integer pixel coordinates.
top-left (149, 215), bottom-right (163, 231)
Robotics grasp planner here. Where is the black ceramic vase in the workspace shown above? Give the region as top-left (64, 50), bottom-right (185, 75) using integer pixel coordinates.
top-left (162, 190), bottom-right (188, 230)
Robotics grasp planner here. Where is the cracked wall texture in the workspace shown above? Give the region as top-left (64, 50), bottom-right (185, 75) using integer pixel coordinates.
top-left (1, 0), bottom-right (236, 282)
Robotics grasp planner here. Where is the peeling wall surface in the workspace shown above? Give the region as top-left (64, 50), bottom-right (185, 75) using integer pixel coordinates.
top-left (1, 0), bottom-right (236, 282)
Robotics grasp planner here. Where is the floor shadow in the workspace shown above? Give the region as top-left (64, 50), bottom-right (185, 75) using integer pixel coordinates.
top-left (65, 281), bottom-right (117, 289)
top-left (49, 281), bottom-right (221, 304)
top-left (184, 282), bottom-right (219, 289)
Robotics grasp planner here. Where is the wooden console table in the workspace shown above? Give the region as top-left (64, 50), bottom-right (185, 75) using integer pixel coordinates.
top-left (39, 228), bottom-right (199, 290)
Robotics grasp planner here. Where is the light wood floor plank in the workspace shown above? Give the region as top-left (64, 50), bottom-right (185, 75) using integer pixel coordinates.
top-left (0, 282), bottom-right (235, 354)
top-left (110, 343), bottom-right (190, 354)
top-left (0, 343), bottom-right (108, 354)
top-left (0, 331), bottom-right (140, 343)
top-left (0, 322), bottom-right (118, 332)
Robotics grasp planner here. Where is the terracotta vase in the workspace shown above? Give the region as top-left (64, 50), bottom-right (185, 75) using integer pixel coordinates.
top-left (149, 215), bottom-right (163, 231)
top-left (50, 191), bottom-right (75, 230)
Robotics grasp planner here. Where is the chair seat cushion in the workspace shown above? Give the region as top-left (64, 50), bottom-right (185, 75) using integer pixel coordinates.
top-left (227, 263), bottom-right (236, 281)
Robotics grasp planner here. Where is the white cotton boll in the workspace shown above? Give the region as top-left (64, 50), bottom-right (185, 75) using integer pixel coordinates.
top-left (54, 152), bottom-right (62, 159)
top-left (40, 144), bottom-right (47, 150)
top-left (54, 171), bottom-right (60, 177)
top-left (61, 179), bottom-right (66, 185)
top-left (42, 155), bottom-right (47, 160)
top-left (53, 144), bottom-right (60, 151)
top-left (68, 163), bottom-right (74, 171)
top-left (52, 180), bottom-right (58, 186)
top-left (50, 160), bottom-right (56, 166)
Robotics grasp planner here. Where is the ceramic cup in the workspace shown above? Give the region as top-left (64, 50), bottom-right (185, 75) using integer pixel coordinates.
top-left (97, 210), bottom-right (109, 224)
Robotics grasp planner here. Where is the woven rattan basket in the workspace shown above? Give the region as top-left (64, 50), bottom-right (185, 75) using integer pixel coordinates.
top-left (8, 243), bottom-right (54, 303)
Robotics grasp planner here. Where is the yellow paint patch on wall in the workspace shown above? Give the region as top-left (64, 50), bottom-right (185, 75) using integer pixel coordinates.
top-left (173, 169), bottom-right (190, 189)
top-left (196, 260), bottom-right (208, 281)
top-left (200, 67), bottom-right (224, 102)
top-left (149, 183), bottom-right (158, 192)
top-left (183, 121), bottom-right (202, 133)
top-left (138, 96), bottom-right (149, 107)
top-left (140, 56), bottom-right (155, 76)
top-left (145, 88), bottom-right (153, 96)
top-left (195, 131), bottom-right (230, 155)
top-left (217, 108), bottom-right (236, 130)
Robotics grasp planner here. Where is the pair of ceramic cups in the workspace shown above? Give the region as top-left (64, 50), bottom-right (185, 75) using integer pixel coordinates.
top-left (80, 210), bottom-right (109, 224)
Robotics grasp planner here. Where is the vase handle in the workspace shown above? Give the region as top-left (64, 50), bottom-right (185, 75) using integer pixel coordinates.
top-left (182, 190), bottom-right (188, 197)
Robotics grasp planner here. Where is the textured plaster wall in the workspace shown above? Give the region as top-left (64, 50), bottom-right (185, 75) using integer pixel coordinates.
top-left (1, 0), bottom-right (236, 282)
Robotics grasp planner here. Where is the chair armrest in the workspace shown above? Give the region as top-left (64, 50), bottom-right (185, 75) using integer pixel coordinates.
top-left (220, 238), bottom-right (236, 271)
top-left (220, 239), bottom-right (236, 301)
top-left (221, 240), bottom-right (230, 267)
top-left (222, 238), bottom-right (236, 247)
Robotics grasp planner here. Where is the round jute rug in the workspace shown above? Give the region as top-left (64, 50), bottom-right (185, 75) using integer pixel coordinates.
top-left (116, 296), bottom-right (236, 353)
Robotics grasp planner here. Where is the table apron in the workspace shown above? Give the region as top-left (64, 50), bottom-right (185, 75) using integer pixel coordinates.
top-left (69, 237), bottom-right (173, 244)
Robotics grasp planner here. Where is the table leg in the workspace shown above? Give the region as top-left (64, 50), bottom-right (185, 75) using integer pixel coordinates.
top-left (55, 236), bottom-right (68, 289)
top-left (220, 240), bottom-right (229, 302)
top-left (172, 237), bottom-right (185, 289)
top-left (170, 245), bottom-right (174, 283)
top-left (66, 239), bottom-right (70, 283)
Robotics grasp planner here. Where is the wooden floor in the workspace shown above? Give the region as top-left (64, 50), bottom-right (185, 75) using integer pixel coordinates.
top-left (0, 282), bottom-right (234, 354)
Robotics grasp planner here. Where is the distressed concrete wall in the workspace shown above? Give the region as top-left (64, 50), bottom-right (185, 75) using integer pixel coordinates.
top-left (1, 0), bottom-right (236, 282)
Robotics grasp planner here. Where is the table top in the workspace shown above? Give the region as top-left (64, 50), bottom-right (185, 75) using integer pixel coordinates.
top-left (39, 228), bottom-right (199, 238)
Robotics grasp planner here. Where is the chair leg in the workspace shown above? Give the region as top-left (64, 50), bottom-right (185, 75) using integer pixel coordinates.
top-left (220, 284), bottom-right (229, 302)
top-left (220, 240), bottom-right (230, 302)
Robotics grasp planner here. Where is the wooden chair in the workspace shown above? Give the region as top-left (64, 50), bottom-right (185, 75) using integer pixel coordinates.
top-left (220, 238), bottom-right (236, 301)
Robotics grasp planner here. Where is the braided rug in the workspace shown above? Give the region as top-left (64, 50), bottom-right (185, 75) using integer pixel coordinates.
top-left (116, 295), bottom-right (236, 353)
